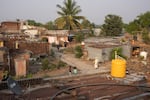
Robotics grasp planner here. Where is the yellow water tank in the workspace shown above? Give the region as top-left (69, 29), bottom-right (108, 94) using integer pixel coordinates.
top-left (111, 59), bottom-right (126, 78)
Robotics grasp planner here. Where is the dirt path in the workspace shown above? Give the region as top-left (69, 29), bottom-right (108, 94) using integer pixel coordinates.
top-left (32, 67), bottom-right (69, 78)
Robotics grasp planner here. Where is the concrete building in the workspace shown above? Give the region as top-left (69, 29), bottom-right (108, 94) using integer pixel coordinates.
top-left (84, 37), bottom-right (131, 62)
top-left (43, 30), bottom-right (69, 46)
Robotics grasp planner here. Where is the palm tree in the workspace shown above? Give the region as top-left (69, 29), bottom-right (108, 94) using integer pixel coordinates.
top-left (55, 0), bottom-right (85, 30)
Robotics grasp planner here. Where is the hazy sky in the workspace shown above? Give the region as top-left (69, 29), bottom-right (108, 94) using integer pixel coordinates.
top-left (0, 0), bottom-right (150, 25)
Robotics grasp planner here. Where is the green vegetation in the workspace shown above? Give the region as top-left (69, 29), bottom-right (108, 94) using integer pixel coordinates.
top-left (74, 45), bottom-right (83, 58)
top-left (41, 58), bottom-right (50, 70)
top-left (44, 21), bottom-right (55, 30)
top-left (101, 14), bottom-right (123, 36)
top-left (142, 31), bottom-right (150, 44)
top-left (75, 32), bottom-right (84, 43)
top-left (125, 11), bottom-right (150, 44)
top-left (110, 47), bottom-right (126, 60)
top-left (27, 19), bottom-right (44, 27)
top-left (55, 0), bottom-right (85, 30)
top-left (81, 19), bottom-right (93, 29)
top-left (41, 57), bottom-right (67, 70)
top-left (57, 60), bottom-right (66, 69)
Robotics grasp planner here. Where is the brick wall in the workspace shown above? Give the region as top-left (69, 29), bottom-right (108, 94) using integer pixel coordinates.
top-left (18, 41), bottom-right (50, 55)
top-left (1, 22), bottom-right (20, 30)
top-left (4, 37), bottom-right (50, 55)
top-left (4, 38), bottom-right (25, 49)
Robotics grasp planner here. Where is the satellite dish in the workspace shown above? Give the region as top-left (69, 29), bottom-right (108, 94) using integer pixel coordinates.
top-left (7, 77), bottom-right (23, 95)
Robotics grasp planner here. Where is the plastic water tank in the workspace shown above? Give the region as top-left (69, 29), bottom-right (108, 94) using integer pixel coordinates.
top-left (111, 59), bottom-right (126, 78)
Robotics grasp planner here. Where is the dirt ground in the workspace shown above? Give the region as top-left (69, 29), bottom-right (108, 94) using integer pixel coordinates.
top-left (32, 66), bottom-right (69, 78)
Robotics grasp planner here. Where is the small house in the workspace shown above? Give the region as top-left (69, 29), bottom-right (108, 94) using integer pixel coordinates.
top-left (85, 37), bottom-right (131, 62)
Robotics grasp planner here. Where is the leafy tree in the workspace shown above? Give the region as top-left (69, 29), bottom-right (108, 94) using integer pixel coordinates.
top-left (81, 19), bottom-right (92, 29)
top-left (125, 19), bottom-right (141, 34)
top-left (27, 20), bottom-right (43, 27)
top-left (101, 14), bottom-right (123, 36)
top-left (138, 11), bottom-right (150, 29)
top-left (142, 30), bottom-right (150, 44)
top-left (44, 21), bottom-right (55, 30)
top-left (125, 11), bottom-right (150, 43)
top-left (55, 0), bottom-right (85, 30)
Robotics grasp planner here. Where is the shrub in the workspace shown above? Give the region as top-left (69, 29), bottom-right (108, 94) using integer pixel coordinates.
top-left (57, 61), bottom-right (66, 69)
top-left (42, 58), bottom-right (50, 70)
top-left (110, 47), bottom-right (126, 60)
top-left (74, 45), bottom-right (83, 58)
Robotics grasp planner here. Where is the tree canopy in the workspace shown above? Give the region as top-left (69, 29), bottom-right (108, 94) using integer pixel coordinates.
top-left (55, 0), bottom-right (85, 30)
top-left (27, 20), bottom-right (43, 27)
top-left (125, 11), bottom-right (150, 44)
top-left (44, 21), bottom-right (55, 30)
top-left (81, 19), bottom-right (92, 29)
top-left (101, 14), bottom-right (123, 36)
top-left (125, 11), bottom-right (150, 33)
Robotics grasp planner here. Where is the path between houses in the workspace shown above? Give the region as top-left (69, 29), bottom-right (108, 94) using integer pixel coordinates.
top-left (60, 53), bottom-right (111, 75)
top-left (53, 47), bottom-right (111, 75)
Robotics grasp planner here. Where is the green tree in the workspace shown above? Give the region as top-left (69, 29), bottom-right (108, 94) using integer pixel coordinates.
top-left (101, 14), bottom-right (123, 36)
top-left (142, 31), bottom-right (150, 44)
top-left (55, 0), bottom-right (85, 30)
top-left (125, 11), bottom-right (150, 43)
top-left (125, 11), bottom-right (150, 33)
top-left (125, 19), bottom-right (141, 34)
top-left (27, 20), bottom-right (43, 27)
top-left (138, 11), bottom-right (150, 29)
top-left (81, 19), bottom-right (92, 29)
top-left (44, 21), bottom-right (55, 30)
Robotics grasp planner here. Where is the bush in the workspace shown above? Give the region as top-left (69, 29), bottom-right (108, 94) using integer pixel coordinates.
top-left (57, 61), bottom-right (66, 69)
top-left (110, 47), bottom-right (126, 60)
top-left (74, 45), bottom-right (83, 58)
top-left (49, 63), bottom-right (57, 70)
top-left (42, 58), bottom-right (50, 70)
